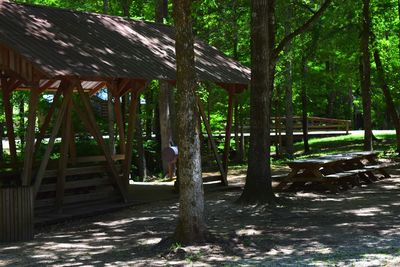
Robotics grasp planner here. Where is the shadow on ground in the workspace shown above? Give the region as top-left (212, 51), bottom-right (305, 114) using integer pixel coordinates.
top-left (1, 169), bottom-right (400, 266)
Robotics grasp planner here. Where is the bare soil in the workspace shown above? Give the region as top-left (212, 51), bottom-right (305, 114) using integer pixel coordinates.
top-left (1, 168), bottom-right (400, 266)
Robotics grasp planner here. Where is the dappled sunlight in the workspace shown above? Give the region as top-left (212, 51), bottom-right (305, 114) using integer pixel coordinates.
top-left (0, 173), bottom-right (399, 265)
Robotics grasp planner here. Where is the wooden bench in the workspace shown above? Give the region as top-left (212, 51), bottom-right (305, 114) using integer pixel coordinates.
top-left (35, 154), bottom-right (125, 211)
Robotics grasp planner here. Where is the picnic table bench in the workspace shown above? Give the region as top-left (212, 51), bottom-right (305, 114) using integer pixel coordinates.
top-left (275, 151), bottom-right (399, 192)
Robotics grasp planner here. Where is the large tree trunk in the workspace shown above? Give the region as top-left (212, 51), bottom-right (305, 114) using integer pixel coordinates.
top-left (238, 0), bottom-right (276, 204)
top-left (172, 0), bottom-right (207, 244)
top-left (284, 4), bottom-right (294, 158)
top-left (361, 0), bottom-right (373, 151)
top-left (373, 50), bottom-right (400, 155)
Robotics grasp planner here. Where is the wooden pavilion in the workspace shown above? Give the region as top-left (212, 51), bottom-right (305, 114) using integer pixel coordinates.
top-left (0, 1), bottom-right (250, 223)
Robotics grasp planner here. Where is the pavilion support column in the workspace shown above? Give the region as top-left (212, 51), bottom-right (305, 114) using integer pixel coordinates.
top-left (123, 89), bottom-right (139, 185)
top-left (21, 85), bottom-right (40, 186)
top-left (1, 77), bottom-right (17, 164)
top-left (222, 90), bottom-right (235, 179)
top-left (56, 87), bottom-right (73, 211)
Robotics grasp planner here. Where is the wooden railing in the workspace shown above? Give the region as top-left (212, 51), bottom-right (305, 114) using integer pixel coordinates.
top-left (272, 116), bottom-right (352, 134)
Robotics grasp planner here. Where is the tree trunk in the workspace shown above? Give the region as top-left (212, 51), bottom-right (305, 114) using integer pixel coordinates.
top-left (121, 0), bottom-right (132, 17)
top-left (0, 122), bottom-right (3, 161)
top-left (238, 0), bottom-right (331, 204)
top-left (172, 0), bottom-right (207, 244)
top-left (398, 0), bottom-right (400, 59)
top-left (361, 0), bottom-right (373, 151)
top-left (158, 82), bottom-right (175, 173)
top-left (103, 0), bottom-right (109, 14)
top-left (135, 97), bottom-right (147, 181)
top-left (19, 98), bottom-right (24, 149)
top-left (144, 89), bottom-right (153, 139)
top-left (373, 50), bottom-right (400, 154)
top-left (301, 56), bottom-right (310, 153)
top-left (155, 0), bottom-right (168, 23)
top-left (156, 0), bottom-right (175, 175)
top-left (284, 4), bottom-right (294, 158)
top-left (238, 0), bottom-right (276, 204)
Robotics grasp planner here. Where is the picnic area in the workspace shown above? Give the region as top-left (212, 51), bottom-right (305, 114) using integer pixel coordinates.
top-left (1, 0), bottom-right (400, 266)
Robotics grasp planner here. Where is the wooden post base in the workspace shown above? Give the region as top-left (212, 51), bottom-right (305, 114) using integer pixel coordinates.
top-left (0, 186), bottom-right (34, 242)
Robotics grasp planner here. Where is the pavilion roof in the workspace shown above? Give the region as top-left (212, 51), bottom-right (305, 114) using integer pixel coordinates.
top-left (0, 1), bottom-right (250, 87)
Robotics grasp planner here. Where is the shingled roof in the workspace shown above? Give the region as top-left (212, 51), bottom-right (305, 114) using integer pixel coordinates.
top-left (0, 1), bottom-right (250, 87)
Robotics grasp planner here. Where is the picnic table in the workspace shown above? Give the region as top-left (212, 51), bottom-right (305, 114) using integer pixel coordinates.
top-left (275, 151), bottom-right (398, 192)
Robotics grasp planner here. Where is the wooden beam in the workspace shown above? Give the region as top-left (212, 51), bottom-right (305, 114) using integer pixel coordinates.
top-left (1, 77), bottom-right (17, 163)
top-left (34, 89), bottom-right (62, 154)
top-left (20, 85), bottom-right (40, 186)
top-left (89, 82), bottom-right (106, 96)
top-left (38, 80), bottom-right (56, 93)
top-left (75, 81), bottom-right (128, 202)
top-left (197, 97), bottom-right (227, 185)
top-left (222, 91), bottom-right (235, 178)
top-left (56, 86), bottom-right (73, 211)
top-left (34, 81), bottom-right (74, 197)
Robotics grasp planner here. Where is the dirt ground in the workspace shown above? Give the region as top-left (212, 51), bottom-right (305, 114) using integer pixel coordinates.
top-left (1, 168), bottom-right (400, 266)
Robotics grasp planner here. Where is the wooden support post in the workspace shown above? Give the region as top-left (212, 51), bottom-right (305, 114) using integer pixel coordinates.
top-left (197, 97), bottom-right (227, 185)
top-left (75, 82), bottom-right (128, 202)
top-left (1, 77), bottom-right (17, 163)
top-left (123, 90), bottom-right (139, 185)
top-left (222, 90), bottom-right (235, 178)
top-left (114, 96), bottom-right (126, 154)
top-left (20, 86), bottom-right (40, 186)
top-left (34, 82), bottom-right (73, 197)
top-left (34, 89), bottom-right (62, 154)
top-left (56, 87), bottom-right (73, 211)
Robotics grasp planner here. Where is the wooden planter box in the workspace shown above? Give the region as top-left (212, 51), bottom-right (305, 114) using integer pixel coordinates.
top-left (0, 186), bottom-right (34, 242)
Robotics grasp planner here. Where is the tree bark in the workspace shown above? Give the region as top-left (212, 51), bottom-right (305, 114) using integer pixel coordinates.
top-left (238, 0), bottom-right (276, 204)
top-left (144, 89), bottom-right (153, 139)
top-left (361, 0), bottom-right (373, 151)
top-left (158, 82), bottom-right (175, 173)
top-left (135, 97), bottom-right (147, 181)
top-left (284, 3), bottom-right (294, 158)
top-left (238, 0), bottom-right (331, 204)
top-left (0, 122), bottom-right (3, 161)
top-left (19, 97), bottom-right (24, 149)
top-left (373, 50), bottom-right (400, 154)
top-left (172, 0), bottom-right (207, 244)
top-left (301, 56), bottom-right (310, 153)
top-left (156, 0), bottom-right (176, 175)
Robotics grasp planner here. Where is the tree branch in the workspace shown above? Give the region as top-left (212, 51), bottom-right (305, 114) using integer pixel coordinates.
top-left (273, 0), bottom-right (332, 60)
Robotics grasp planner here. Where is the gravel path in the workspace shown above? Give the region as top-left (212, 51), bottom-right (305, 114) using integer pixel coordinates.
top-left (1, 169), bottom-right (400, 266)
